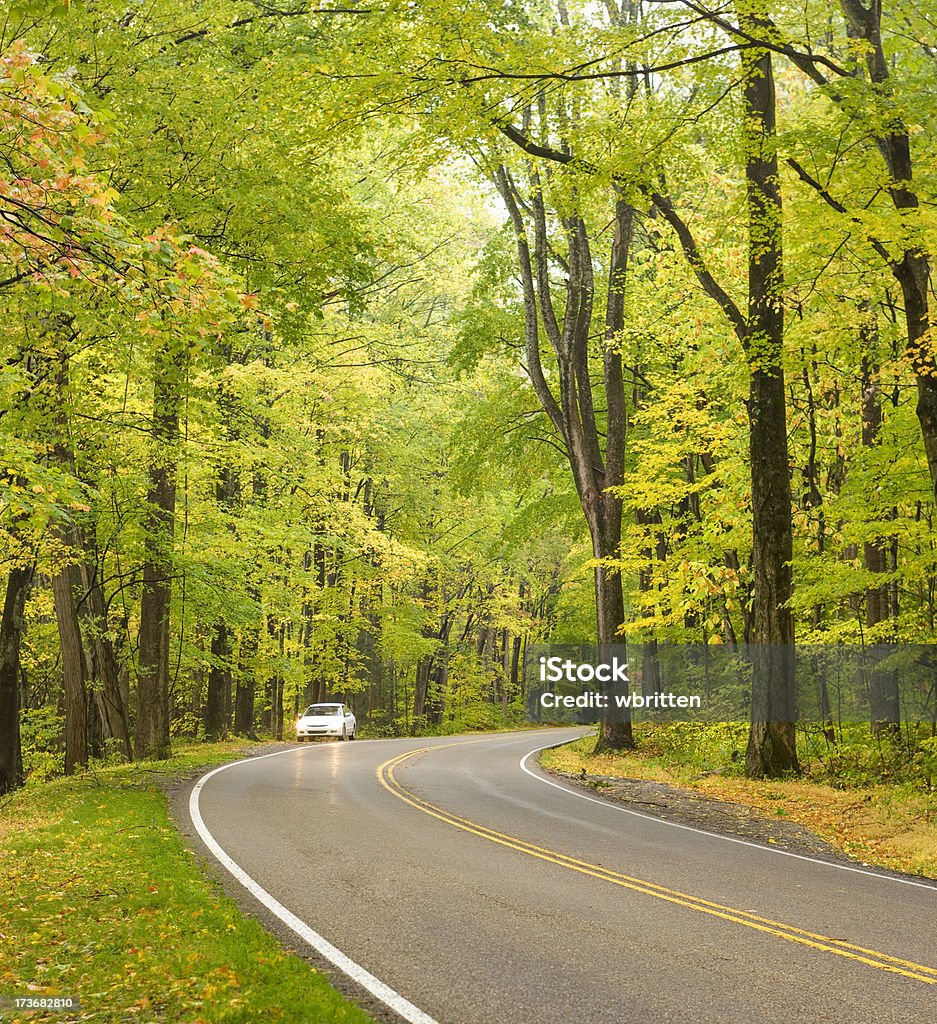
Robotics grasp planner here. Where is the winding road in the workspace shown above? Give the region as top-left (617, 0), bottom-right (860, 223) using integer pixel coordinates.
top-left (181, 729), bottom-right (937, 1023)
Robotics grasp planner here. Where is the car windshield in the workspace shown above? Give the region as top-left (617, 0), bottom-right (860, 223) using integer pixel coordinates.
top-left (303, 705), bottom-right (342, 717)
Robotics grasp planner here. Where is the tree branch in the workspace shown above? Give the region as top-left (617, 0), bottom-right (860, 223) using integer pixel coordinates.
top-left (173, 5), bottom-right (371, 45)
top-left (451, 44), bottom-right (756, 84)
top-left (529, 166), bottom-right (564, 353)
top-left (785, 157), bottom-right (900, 271)
top-left (494, 165), bottom-right (566, 440)
top-left (643, 187), bottom-right (748, 343)
top-left (499, 123), bottom-right (580, 167)
top-left (676, 1), bottom-right (848, 85)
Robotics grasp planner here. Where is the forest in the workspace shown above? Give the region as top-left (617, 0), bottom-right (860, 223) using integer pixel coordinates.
top-left (2, 0), bottom-right (937, 790)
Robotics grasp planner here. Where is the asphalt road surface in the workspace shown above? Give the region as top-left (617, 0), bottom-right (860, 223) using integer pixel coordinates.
top-left (183, 729), bottom-right (937, 1024)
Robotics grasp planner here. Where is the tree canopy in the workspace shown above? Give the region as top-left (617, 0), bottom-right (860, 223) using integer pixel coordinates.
top-left (3, 0), bottom-right (937, 788)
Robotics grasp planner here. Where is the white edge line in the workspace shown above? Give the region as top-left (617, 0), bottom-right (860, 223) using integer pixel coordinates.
top-left (188, 748), bottom-right (441, 1024)
top-left (519, 738), bottom-right (937, 893)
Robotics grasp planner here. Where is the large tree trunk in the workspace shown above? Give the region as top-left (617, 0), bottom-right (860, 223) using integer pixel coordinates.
top-left (52, 560), bottom-right (88, 774)
top-left (745, 367), bottom-right (798, 775)
top-left (43, 340), bottom-right (131, 759)
top-left (837, 0), bottom-right (937, 502)
top-left (740, 8), bottom-right (799, 777)
top-left (621, 6), bottom-right (798, 775)
top-left (0, 566), bottom-right (32, 795)
top-left (135, 344), bottom-right (181, 760)
top-left (50, 351), bottom-right (89, 773)
top-left (494, 158), bottom-right (634, 750)
top-left (592, 494), bottom-right (634, 751)
top-left (78, 560), bottom-right (133, 758)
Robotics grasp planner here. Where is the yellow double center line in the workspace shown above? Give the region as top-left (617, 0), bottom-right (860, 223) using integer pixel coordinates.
top-left (378, 746), bottom-right (937, 986)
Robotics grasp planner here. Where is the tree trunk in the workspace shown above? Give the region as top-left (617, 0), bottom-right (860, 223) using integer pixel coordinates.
top-left (494, 165), bottom-right (633, 751)
top-left (861, 349), bottom-right (900, 734)
top-left (204, 623), bottom-right (229, 741)
top-left (623, 5), bottom-right (797, 775)
top-left (52, 560), bottom-right (88, 773)
top-left (425, 612), bottom-right (451, 727)
top-left (234, 673), bottom-right (255, 737)
top-left (78, 561), bottom-right (133, 758)
top-left (412, 656), bottom-right (429, 732)
top-left (745, 367), bottom-right (798, 775)
top-left (635, 505), bottom-right (664, 694)
top-left (592, 498), bottom-right (634, 751)
top-left (275, 675), bottom-right (284, 740)
top-left (740, 10), bottom-right (799, 777)
top-left (274, 624), bottom-right (285, 740)
top-left (838, 0), bottom-right (937, 502)
top-left (135, 344), bottom-right (182, 760)
top-left (801, 348), bottom-right (835, 742)
top-left (0, 567), bottom-right (31, 795)
top-left (234, 583), bottom-right (260, 738)
top-left (50, 352), bottom-right (88, 773)
top-left (510, 634), bottom-right (522, 691)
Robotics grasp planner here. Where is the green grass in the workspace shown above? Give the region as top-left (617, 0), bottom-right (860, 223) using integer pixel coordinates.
top-left (0, 742), bottom-right (372, 1023)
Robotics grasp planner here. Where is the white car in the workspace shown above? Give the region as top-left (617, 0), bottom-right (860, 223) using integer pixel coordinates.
top-left (296, 703), bottom-right (357, 741)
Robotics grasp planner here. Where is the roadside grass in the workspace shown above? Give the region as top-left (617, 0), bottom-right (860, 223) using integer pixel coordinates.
top-left (541, 726), bottom-right (937, 880)
top-left (0, 741), bottom-right (372, 1023)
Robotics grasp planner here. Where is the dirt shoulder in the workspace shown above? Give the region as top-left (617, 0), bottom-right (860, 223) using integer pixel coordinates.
top-left (541, 738), bottom-right (937, 882)
top-left (543, 768), bottom-right (853, 860)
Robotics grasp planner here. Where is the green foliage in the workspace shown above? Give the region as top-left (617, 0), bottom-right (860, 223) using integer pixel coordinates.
top-left (19, 707), bottom-right (65, 782)
top-left (802, 724), bottom-right (937, 789)
top-left (551, 720), bottom-right (937, 792)
top-left (5, 0), bottom-right (937, 792)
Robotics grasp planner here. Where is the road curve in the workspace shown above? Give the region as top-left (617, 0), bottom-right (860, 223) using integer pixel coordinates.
top-left (183, 730), bottom-right (937, 1024)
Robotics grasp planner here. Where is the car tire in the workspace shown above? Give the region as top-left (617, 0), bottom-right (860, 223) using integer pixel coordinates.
top-left (349, 729), bottom-right (356, 740)
top-left (297, 736), bottom-right (305, 743)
